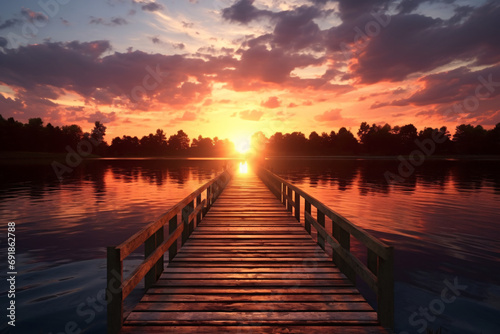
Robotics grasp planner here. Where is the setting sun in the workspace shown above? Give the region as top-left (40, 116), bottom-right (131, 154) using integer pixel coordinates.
top-left (234, 137), bottom-right (251, 154)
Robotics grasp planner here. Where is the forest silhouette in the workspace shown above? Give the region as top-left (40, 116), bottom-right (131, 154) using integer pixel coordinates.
top-left (1, 115), bottom-right (499, 157)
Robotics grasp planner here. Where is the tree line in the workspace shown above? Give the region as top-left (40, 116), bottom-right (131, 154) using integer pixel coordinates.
top-left (0, 115), bottom-right (235, 157)
top-left (1, 115), bottom-right (499, 157)
top-left (253, 122), bottom-right (500, 156)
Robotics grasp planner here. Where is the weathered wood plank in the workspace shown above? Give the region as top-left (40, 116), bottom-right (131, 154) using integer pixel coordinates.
top-left (121, 325), bottom-right (390, 334)
top-left (140, 293), bottom-right (365, 302)
top-left (133, 301), bottom-right (374, 312)
top-left (125, 311), bottom-right (379, 323)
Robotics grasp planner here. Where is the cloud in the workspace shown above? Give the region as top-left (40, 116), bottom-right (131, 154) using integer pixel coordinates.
top-left (140, 2), bottom-right (164, 12)
top-left (261, 96), bottom-right (281, 108)
top-left (314, 108), bottom-right (344, 122)
top-left (0, 40), bottom-right (224, 109)
top-left (239, 109), bottom-right (264, 121)
top-left (351, 2), bottom-right (500, 83)
top-left (150, 36), bottom-right (185, 49)
top-left (21, 8), bottom-right (49, 24)
top-left (89, 16), bottom-right (128, 26)
top-left (0, 18), bottom-right (22, 30)
top-left (222, 0), bottom-right (273, 24)
top-left (86, 111), bottom-right (117, 123)
top-left (387, 65), bottom-right (500, 107)
top-left (168, 111), bottom-right (198, 126)
top-left (151, 36), bottom-right (162, 44)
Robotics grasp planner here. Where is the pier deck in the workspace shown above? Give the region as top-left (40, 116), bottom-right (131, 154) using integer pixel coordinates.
top-left (119, 171), bottom-right (388, 333)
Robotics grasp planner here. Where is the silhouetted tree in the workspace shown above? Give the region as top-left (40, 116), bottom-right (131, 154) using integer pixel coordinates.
top-left (168, 130), bottom-right (190, 154)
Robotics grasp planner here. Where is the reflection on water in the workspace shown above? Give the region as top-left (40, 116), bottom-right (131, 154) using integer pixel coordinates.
top-left (239, 161), bottom-right (249, 174)
top-left (0, 159), bottom-right (228, 334)
top-left (266, 158), bottom-right (500, 334)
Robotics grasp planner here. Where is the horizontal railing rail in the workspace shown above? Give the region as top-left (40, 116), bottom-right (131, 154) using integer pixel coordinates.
top-left (257, 167), bottom-right (394, 329)
top-left (106, 167), bottom-right (233, 334)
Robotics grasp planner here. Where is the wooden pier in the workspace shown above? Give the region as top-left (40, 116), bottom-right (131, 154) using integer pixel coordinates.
top-left (107, 165), bottom-right (394, 333)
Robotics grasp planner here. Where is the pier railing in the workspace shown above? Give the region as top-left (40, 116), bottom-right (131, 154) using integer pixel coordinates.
top-left (257, 168), bottom-right (394, 328)
top-left (106, 168), bottom-right (232, 334)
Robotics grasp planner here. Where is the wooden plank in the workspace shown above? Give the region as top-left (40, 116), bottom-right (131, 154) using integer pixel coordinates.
top-left (154, 279), bottom-right (353, 287)
top-left (133, 301), bottom-right (374, 312)
top-left (159, 273), bottom-right (346, 279)
top-left (162, 267), bottom-right (342, 273)
top-left (145, 287), bottom-right (361, 294)
top-left (140, 293), bottom-right (365, 302)
top-left (121, 326), bottom-right (389, 334)
top-left (125, 311), bottom-right (379, 323)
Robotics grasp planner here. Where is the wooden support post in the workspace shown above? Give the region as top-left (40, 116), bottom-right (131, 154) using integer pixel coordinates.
top-left (207, 185), bottom-right (212, 209)
top-left (294, 191), bottom-right (300, 222)
top-left (367, 248), bottom-right (378, 275)
top-left (106, 247), bottom-right (122, 334)
top-left (286, 187), bottom-right (292, 212)
top-left (145, 227), bottom-right (165, 290)
top-left (304, 200), bottom-right (311, 235)
top-left (317, 210), bottom-right (325, 250)
top-left (339, 227), bottom-right (355, 284)
top-left (156, 226), bottom-right (164, 279)
top-left (281, 183), bottom-right (286, 205)
top-left (196, 194), bottom-right (202, 226)
top-left (168, 215), bottom-right (178, 262)
top-left (378, 246), bottom-right (394, 328)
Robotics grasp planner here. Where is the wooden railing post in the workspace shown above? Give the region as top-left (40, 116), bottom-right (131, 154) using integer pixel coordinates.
top-left (144, 233), bottom-right (155, 290)
top-left (339, 227), bottom-right (355, 283)
top-left (204, 186), bottom-right (211, 214)
top-left (304, 200), bottom-right (311, 235)
top-left (286, 187), bottom-right (292, 212)
top-left (196, 194), bottom-right (202, 225)
top-left (281, 183), bottom-right (285, 205)
top-left (367, 248), bottom-right (378, 275)
top-left (168, 215), bottom-right (178, 262)
top-left (294, 191), bottom-right (300, 222)
top-left (107, 247), bottom-right (122, 334)
top-left (145, 226), bottom-right (164, 290)
top-left (317, 210), bottom-right (325, 250)
top-left (378, 246), bottom-right (394, 328)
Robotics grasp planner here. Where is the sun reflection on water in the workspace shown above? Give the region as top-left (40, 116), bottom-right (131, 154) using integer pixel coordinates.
top-left (239, 161), bottom-right (248, 174)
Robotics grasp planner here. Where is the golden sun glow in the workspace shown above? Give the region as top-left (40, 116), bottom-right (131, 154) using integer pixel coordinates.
top-left (239, 161), bottom-right (248, 174)
top-left (234, 136), bottom-right (251, 154)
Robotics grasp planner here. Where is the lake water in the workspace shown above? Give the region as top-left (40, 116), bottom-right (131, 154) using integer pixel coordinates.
top-left (0, 158), bottom-right (499, 333)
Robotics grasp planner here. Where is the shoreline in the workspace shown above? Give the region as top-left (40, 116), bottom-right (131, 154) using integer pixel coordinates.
top-left (1, 151), bottom-right (500, 163)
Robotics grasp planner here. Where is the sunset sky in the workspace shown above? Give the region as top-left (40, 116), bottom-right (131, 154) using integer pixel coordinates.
top-left (1, 0), bottom-right (499, 146)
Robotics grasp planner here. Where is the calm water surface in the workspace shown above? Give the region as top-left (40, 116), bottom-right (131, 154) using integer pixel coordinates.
top-left (0, 158), bottom-right (499, 333)
top-left (266, 158), bottom-right (500, 334)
